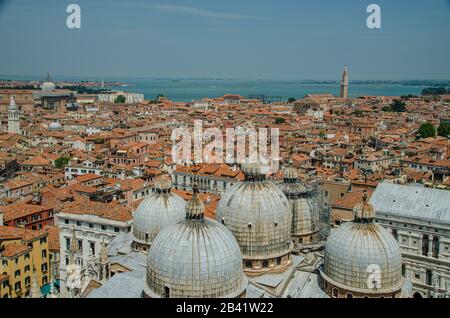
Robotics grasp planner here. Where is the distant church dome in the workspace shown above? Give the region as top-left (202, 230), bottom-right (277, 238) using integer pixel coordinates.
top-left (281, 166), bottom-right (320, 244)
top-left (216, 157), bottom-right (293, 274)
top-left (48, 121), bottom-right (62, 131)
top-left (144, 186), bottom-right (247, 298)
top-left (320, 192), bottom-right (404, 298)
top-left (132, 176), bottom-right (186, 252)
top-left (41, 73), bottom-right (56, 93)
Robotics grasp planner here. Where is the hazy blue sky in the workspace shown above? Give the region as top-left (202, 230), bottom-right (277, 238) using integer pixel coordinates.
top-left (0, 0), bottom-right (449, 80)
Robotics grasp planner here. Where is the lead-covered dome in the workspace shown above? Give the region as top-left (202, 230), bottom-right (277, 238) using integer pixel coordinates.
top-left (132, 176), bottom-right (186, 252)
top-left (321, 193), bottom-right (403, 297)
top-left (216, 157), bottom-right (293, 274)
top-left (281, 166), bottom-right (320, 244)
top-left (144, 187), bottom-right (247, 298)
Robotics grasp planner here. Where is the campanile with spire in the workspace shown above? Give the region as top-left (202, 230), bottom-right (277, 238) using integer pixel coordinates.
top-left (340, 65), bottom-right (349, 99)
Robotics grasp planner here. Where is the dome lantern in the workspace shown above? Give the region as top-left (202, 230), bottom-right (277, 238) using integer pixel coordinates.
top-left (185, 184), bottom-right (204, 220)
top-left (353, 190), bottom-right (375, 222)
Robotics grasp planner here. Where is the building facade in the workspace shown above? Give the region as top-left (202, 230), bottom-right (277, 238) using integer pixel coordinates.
top-left (370, 183), bottom-right (450, 298)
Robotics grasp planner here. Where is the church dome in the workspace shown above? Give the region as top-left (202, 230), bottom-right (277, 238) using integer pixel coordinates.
top-left (41, 82), bottom-right (56, 92)
top-left (216, 157), bottom-right (293, 273)
top-left (280, 167), bottom-right (320, 243)
top-left (48, 121), bottom-right (62, 131)
top-left (144, 187), bottom-right (247, 298)
top-left (132, 176), bottom-right (186, 251)
top-left (321, 194), bottom-right (403, 297)
top-left (41, 73), bottom-right (56, 92)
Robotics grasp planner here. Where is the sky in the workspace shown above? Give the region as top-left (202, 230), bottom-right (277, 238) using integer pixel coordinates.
top-left (0, 0), bottom-right (449, 80)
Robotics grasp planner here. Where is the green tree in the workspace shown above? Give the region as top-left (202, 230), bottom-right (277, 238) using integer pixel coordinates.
top-left (288, 97), bottom-right (296, 103)
top-left (55, 156), bottom-right (71, 169)
top-left (353, 110), bottom-right (364, 117)
top-left (437, 122), bottom-right (450, 138)
top-left (418, 122), bottom-right (436, 138)
top-left (114, 95), bottom-right (126, 103)
top-left (275, 118), bottom-right (286, 124)
top-left (390, 100), bottom-right (406, 112)
top-left (319, 130), bottom-right (326, 139)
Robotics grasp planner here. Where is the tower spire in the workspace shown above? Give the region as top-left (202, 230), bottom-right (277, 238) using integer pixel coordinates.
top-left (30, 265), bottom-right (42, 298)
top-left (69, 227), bottom-right (79, 265)
top-left (340, 65), bottom-right (349, 99)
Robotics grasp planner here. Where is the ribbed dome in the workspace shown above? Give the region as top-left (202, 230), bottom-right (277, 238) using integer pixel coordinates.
top-left (145, 192), bottom-right (247, 298)
top-left (323, 221), bottom-right (403, 293)
top-left (240, 156), bottom-right (271, 177)
top-left (41, 82), bottom-right (56, 92)
top-left (283, 166), bottom-right (298, 180)
top-left (280, 169), bottom-right (320, 240)
top-left (132, 180), bottom-right (186, 246)
top-left (216, 180), bottom-right (292, 259)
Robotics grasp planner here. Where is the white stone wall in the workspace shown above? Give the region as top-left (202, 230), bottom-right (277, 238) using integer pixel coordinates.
top-left (56, 213), bottom-right (132, 292)
top-left (375, 213), bottom-right (450, 297)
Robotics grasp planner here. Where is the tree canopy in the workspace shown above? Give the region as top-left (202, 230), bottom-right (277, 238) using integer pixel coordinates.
top-left (55, 156), bottom-right (71, 169)
top-left (382, 100), bottom-right (406, 113)
top-left (437, 122), bottom-right (450, 138)
top-left (114, 95), bottom-right (126, 103)
top-left (417, 122), bottom-right (436, 139)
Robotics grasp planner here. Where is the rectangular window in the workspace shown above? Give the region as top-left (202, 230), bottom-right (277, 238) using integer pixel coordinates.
top-left (41, 263), bottom-right (48, 272)
top-left (65, 219), bottom-right (69, 224)
top-left (25, 276), bottom-right (31, 286)
top-left (78, 240), bottom-right (83, 252)
top-left (14, 282), bottom-right (21, 291)
top-left (89, 223), bottom-right (93, 228)
top-left (66, 237), bottom-right (71, 251)
top-left (24, 265), bottom-right (30, 272)
top-left (101, 225), bottom-right (106, 231)
top-left (14, 270), bottom-right (20, 277)
top-left (42, 250), bottom-right (47, 258)
top-left (114, 227), bottom-right (119, 233)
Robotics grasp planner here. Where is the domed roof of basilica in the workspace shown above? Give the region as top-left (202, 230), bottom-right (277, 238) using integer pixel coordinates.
top-left (322, 193), bottom-right (403, 293)
top-left (132, 176), bottom-right (186, 246)
top-left (145, 186), bottom-right (247, 298)
top-left (280, 167), bottom-right (320, 237)
top-left (216, 157), bottom-right (292, 259)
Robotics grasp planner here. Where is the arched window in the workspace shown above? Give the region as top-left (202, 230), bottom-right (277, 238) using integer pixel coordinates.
top-left (332, 288), bottom-right (338, 298)
top-left (391, 229), bottom-right (398, 241)
top-left (346, 293), bottom-right (353, 298)
top-left (422, 235), bottom-right (429, 256)
top-left (262, 260), bottom-right (269, 268)
top-left (426, 270), bottom-right (432, 286)
top-left (413, 292), bottom-right (422, 298)
top-left (244, 261), bottom-right (252, 269)
top-left (432, 236), bottom-right (439, 258)
top-left (163, 286), bottom-right (170, 298)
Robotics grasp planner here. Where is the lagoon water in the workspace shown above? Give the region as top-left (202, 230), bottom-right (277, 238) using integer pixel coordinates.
top-left (1, 75), bottom-right (430, 102)
top-left (106, 78), bottom-right (428, 102)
